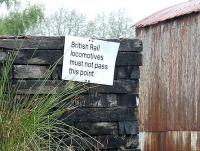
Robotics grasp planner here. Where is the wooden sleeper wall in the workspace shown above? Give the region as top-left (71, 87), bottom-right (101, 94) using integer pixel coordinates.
top-left (0, 36), bottom-right (142, 151)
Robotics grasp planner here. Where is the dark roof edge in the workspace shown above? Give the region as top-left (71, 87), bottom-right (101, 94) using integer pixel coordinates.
top-left (135, 0), bottom-right (200, 28)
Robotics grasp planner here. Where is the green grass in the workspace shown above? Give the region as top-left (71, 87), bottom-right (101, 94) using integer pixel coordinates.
top-left (0, 51), bottom-right (101, 151)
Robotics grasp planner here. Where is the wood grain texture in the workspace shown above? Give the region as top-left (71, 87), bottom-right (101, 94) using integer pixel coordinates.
top-left (62, 107), bottom-right (137, 122)
top-left (0, 37), bottom-right (142, 52)
top-left (0, 36), bottom-right (142, 150)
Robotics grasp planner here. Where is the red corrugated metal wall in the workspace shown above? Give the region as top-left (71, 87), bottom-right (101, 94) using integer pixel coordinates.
top-left (137, 13), bottom-right (200, 151)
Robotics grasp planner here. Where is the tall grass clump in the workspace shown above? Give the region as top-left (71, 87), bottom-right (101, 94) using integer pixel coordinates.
top-left (0, 51), bottom-right (100, 151)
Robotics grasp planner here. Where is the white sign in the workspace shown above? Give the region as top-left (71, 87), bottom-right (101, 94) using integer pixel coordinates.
top-left (62, 36), bottom-right (120, 85)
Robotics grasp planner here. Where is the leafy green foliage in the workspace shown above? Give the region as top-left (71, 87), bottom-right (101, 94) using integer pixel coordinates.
top-left (0, 0), bottom-right (16, 8)
top-left (27, 8), bottom-right (134, 38)
top-left (0, 51), bottom-right (100, 151)
top-left (85, 9), bottom-right (134, 38)
top-left (36, 8), bottom-right (86, 36)
top-left (0, 5), bottom-right (44, 35)
top-left (107, 9), bottom-right (134, 38)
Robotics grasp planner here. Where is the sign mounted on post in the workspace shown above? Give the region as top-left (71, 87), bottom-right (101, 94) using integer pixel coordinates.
top-left (62, 36), bottom-right (120, 85)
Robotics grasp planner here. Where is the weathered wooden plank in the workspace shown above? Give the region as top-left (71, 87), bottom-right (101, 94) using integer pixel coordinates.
top-left (52, 66), bottom-right (140, 80)
top-left (14, 65), bottom-right (49, 79)
top-left (0, 36), bottom-right (61, 39)
top-left (75, 122), bottom-right (118, 135)
top-left (0, 50), bottom-right (142, 66)
top-left (13, 80), bottom-right (61, 94)
top-left (8, 50), bottom-right (62, 64)
top-left (75, 94), bottom-right (137, 107)
top-left (123, 149), bottom-right (141, 151)
top-left (0, 64), bottom-right (2, 77)
top-left (0, 63), bottom-right (13, 79)
top-left (0, 37), bottom-right (65, 50)
top-left (62, 107), bottom-right (136, 122)
top-left (15, 50), bottom-right (63, 65)
top-left (117, 94), bottom-right (137, 107)
top-left (119, 121), bottom-right (139, 135)
top-left (114, 66), bottom-right (140, 80)
top-left (63, 135), bottom-right (139, 149)
top-left (0, 51), bottom-right (7, 62)
top-left (74, 94), bottom-right (118, 107)
top-left (13, 80), bottom-right (139, 94)
top-left (0, 37), bottom-right (142, 52)
top-left (103, 38), bottom-right (142, 52)
top-left (114, 66), bottom-right (129, 79)
top-left (94, 135), bottom-right (139, 149)
top-left (12, 80), bottom-right (84, 94)
top-left (130, 66), bottom-right (140, 79)
top-left (116, 52), bottom-right (142, 66)
top-left (91, 80), bottom-right (139, 94)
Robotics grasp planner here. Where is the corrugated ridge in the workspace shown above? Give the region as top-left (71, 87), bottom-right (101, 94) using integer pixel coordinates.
top-left (135, 0), bottom-right (200, 28)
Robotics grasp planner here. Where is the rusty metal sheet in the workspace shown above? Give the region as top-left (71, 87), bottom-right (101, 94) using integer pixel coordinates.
top-left (136, 1), bottom-right (200, 150)
top-left (137, 13), bottom-right (200, 132)
top-left (135, 0), bottom-right (200, 28)
top-left (140, 132), bottom-right (200, 151)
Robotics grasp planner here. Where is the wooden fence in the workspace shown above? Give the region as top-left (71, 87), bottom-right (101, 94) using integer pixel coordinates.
top-left (0, 36), bottom-right (142, 151)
